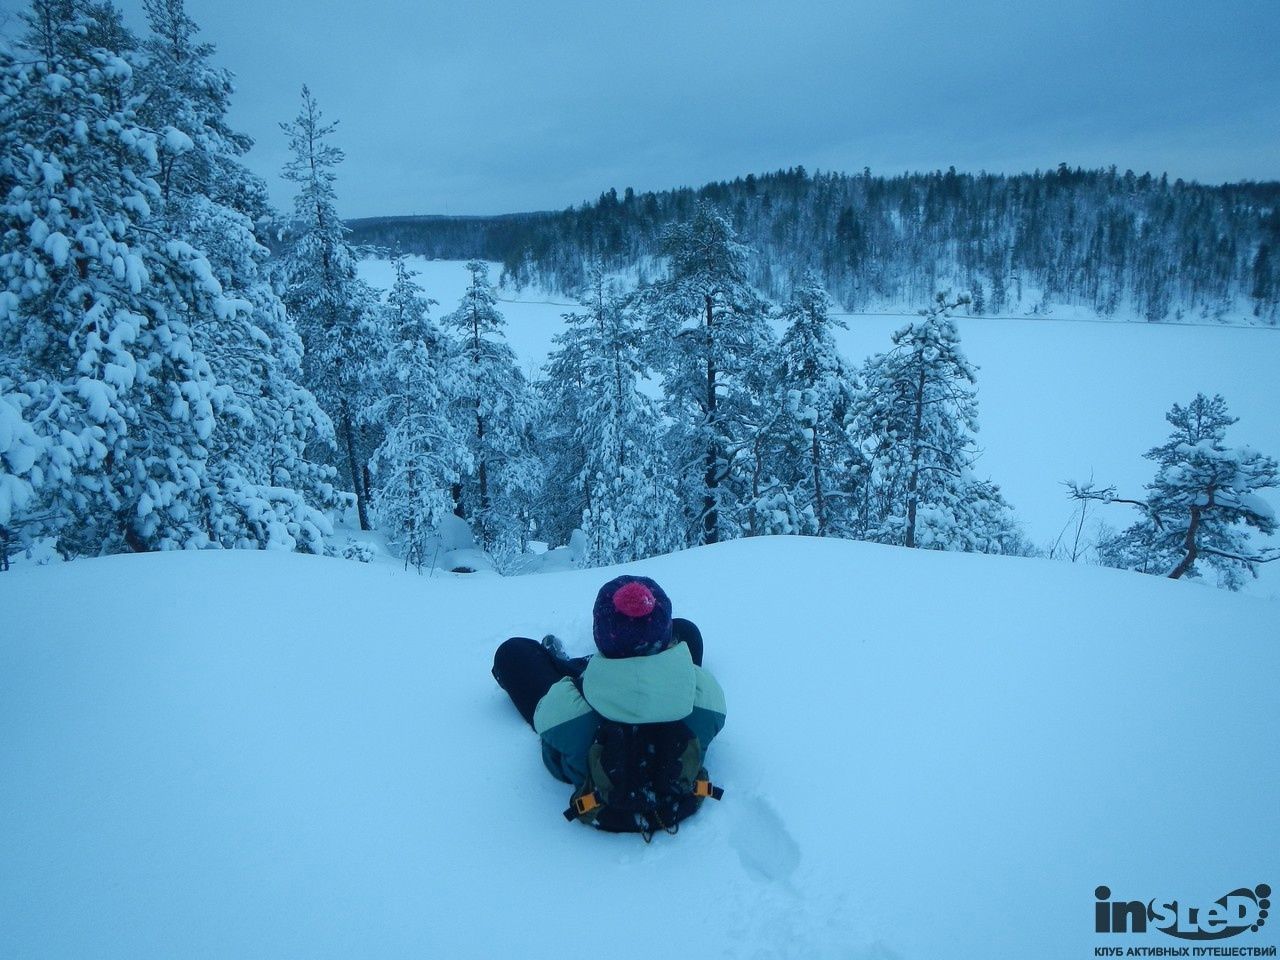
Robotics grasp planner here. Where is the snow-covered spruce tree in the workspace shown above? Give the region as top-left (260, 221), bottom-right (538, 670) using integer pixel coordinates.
top-left (643, 202), bottom-right (774, 544)
top-left (443, 259), bottom-right (538, 566)
top-left (766, 269), bottom-right (863, 537)
top-left (278, 86), bottom-right (383, 531)
top-left (1071, 394), bottom-right (1278, 589)
top-left (0, 1), bottom-right (258, 556)
top-left (134, 0), bottom-right (337, 551)
top-left (363, 258), bottom-right (470, 570)
top-left (854, 293), bottom-right (1021, 552)
top-left (540, 264), bottom-right (682, 566)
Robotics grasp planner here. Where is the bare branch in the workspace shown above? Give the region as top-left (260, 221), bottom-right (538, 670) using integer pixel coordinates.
top-left (1196, 546), bottom-right (1280, 565)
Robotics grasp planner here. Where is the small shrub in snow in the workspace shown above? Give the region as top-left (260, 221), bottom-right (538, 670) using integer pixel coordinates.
top-left (340, 540), bottom-right (377, 564)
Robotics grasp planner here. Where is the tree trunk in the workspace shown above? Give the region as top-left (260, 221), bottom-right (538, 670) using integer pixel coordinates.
top-left (702, 293), bottom-right (719, 545)
top-left (340, 402), bottom-right (370, 530)
top-left (748, 435), bottom-right (764, 537)
top-left (470, 306), bottom-right (489, 548)
top-left (1168, 502), bottom-right (1203, 580)
top-left (812, 428), bottom-right (826, 536)
top-left (904, 363), bottom-right (927, 548)
top-left (404, 394), bottom-right (417, 564)
top-left (476, 412), bottom-right (489, 548)
top-left (361, 463), bottom-right (374, 519)
top-left (123, 522), bottom-right (148, 553)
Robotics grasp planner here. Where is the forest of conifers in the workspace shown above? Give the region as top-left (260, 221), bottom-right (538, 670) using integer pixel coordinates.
top-left (349, 165), bottom-right (1280, 323)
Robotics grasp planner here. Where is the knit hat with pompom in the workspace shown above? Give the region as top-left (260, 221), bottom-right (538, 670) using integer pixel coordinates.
top-left (591, 575), bottom-right (673, 659)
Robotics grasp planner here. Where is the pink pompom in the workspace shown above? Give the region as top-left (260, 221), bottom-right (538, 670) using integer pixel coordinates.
top-left (612, 581), bottom-right (656, 618)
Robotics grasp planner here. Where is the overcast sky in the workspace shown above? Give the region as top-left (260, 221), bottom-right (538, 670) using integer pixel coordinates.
top-left (22, 0), bottom-right (1280, 217)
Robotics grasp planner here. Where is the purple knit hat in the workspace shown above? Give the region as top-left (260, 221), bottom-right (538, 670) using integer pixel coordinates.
top-left (592, 575), bottom-right (674, 659)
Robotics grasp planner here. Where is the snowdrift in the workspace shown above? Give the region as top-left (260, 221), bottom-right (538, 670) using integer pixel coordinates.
top-left (2, 538), bottom-right (1277, 959)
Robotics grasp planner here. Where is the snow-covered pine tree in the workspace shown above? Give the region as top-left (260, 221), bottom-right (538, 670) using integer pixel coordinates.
top-left (0, 1), bottom-right (250, 556)
top-left (363, 257), bottom-right (470, 569)
top-left (1073, 393), bottom-right (1278, 589)
top-left (442, 260), bottom-right (537, 566)
top-left (726, 339), bottom-right (806, 538)
top-left (278, 85), bottom-right (383, 531)
top-left (136, 0), bottom-right (252, 211)
top-left (644, 201), bottom-right (774, 544)
top-left (135, 0), bottom-right (337, 552)
top-left (0, 380), bottom-right (47, 568)
top-left (766, 269), bottom-right (863, 537)
top-left (536, 304), bottom-right (590, 550)
top-left (854, 293), bottom-right (1021, 552)
top-left (541, 264), bottom-right (682, 566)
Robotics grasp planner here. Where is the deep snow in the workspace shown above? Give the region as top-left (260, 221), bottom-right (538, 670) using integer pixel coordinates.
top-left (2, 538), bottom-right (1277, 959)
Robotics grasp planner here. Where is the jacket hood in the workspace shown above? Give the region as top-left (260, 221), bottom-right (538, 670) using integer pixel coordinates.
top-left (580, 641), bottom-right (696, 723)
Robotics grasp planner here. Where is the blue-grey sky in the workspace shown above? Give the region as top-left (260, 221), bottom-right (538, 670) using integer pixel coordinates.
top-left (27, 0), bottom-right (1280, 216)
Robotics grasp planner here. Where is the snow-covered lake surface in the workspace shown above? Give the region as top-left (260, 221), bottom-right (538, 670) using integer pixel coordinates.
top-left (358, 257), bottom-right (1280, 597)
top-left (2, 538), bottom-right (1276, 959)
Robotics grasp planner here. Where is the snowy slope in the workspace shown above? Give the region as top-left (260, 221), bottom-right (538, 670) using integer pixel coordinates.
top-left (2, 540), bottom-right (1277, 960)
top-left (357, 257), bottom-right (1280, 597)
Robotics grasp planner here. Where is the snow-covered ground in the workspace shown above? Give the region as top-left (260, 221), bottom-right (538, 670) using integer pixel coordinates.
top-left (2, 539), bottom-right (1276, 959)
top-left (358, 257), bottom-right (1280, 597)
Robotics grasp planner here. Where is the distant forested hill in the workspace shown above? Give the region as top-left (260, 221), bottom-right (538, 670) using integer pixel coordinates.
top-left (347, 166), bottom-right (1280, 323)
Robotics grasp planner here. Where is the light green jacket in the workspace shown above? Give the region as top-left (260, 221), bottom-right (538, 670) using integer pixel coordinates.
top-left (532, 642), bottom-right (727, 785)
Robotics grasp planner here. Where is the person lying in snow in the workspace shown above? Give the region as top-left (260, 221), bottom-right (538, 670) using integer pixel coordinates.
top-left (492, 575), bottom-right (727, 837)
